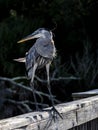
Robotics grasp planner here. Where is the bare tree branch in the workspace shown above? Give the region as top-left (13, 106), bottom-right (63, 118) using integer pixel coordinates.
top-left (12, 76), bottom-right (27, 81)
top-left (35, 75), bottom-right (81, 83)
top-left (0, 77), bottom-right (32, 92)
top-left (6, 99), bottom-right (49, 111)
top-left (6, 99), bottom-right (32, 112)
top-left (0, 77), bottom-right (60, 103)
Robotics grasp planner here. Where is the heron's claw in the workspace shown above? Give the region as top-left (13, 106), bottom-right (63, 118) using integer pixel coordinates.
top-left (51, 106), bottom-right (63, 120)
top-left (44, 106), bottom-right (63, 129)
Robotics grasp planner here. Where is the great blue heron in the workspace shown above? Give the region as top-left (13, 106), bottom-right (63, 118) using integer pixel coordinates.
top-left (15, 28), bottom-right (62, 121)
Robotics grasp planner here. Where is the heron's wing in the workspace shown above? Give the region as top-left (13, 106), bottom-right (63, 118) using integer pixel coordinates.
top-left (13, 58), bottom-right (26, 62)
top-left (25, 46), bottom-right (38, 79)
top-left (35, 39), bottom-right (56, 59)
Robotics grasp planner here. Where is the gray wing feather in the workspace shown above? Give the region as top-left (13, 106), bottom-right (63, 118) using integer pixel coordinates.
top-left (25, 46), bottom-right (37, 79)
top-left (35, 39), bottom-right (56, 59)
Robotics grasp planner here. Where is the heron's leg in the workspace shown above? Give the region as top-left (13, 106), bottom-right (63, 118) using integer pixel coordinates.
top-left (30, 63), bottom-right (39, 111)
top-left (45, 63), bottom-right (63, 128)
top-left (46, 63), bottom-right (54, 106)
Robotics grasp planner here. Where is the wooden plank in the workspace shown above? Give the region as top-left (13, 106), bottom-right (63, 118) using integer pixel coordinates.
top-left (0, 95), bottom-right (98, 130)
top-left (72, 89), bottom-right (98, 100)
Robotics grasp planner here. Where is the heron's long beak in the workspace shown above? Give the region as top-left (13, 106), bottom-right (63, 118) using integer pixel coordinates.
top-left (17, 32), bottom-right (41, 43)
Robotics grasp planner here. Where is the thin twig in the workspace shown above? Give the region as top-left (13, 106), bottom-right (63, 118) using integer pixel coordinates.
top-left (35, 75), bottom-right (81, 83)
top-left (6, 99), bottom-right (49, 111)
top-left (0, 77), bottom-right (32, 92)
top-left (6, 99), bottom-right (32, 112)
top-left (0, 77), bottom-right (60, 103)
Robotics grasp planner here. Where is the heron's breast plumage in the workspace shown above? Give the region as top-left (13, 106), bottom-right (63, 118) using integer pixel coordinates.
top-left (35, 38), bottom-right (56, 59)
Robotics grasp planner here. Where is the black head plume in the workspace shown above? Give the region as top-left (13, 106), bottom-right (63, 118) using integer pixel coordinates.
top-left (51, 21), bottom-right (57, 32)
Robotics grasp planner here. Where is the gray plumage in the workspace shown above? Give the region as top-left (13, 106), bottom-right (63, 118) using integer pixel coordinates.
top-left (26, 32), bottom-right (56, 79)
top-left (16, 28), bottom-right (56, 83)
top-left (14, 28), bottom-right (65, 120)
top-left (15, 28), bottom-right (63, 119)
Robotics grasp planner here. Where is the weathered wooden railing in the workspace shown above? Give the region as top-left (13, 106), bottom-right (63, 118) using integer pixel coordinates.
top-left (1, 95), bottom-right (98, 130)
top-left (72, 89), bottom-right (98, 100)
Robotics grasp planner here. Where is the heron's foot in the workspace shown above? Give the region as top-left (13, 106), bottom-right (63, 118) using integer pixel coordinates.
top-left (44, 106), bottom-right (63, 129)
top-left (50, 106), bottom-right (63, 120)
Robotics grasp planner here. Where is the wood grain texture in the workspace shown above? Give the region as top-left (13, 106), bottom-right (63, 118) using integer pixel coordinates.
top-left (0, 95), bottom-right (98, 130)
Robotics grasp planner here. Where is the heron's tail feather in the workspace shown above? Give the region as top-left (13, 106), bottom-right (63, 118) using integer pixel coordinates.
top-left (13, 58), bottom-right (26, 63)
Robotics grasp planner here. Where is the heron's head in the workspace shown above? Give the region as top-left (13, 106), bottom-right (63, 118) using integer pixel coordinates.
top-left (17, 28), bottom-right (52, 43)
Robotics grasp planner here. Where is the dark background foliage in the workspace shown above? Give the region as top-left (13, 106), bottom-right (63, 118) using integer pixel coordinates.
top-left (0, 0), bottom-right (98, 119)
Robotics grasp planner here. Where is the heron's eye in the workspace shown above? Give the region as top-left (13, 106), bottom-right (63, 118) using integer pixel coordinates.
top-left (39, 28), bottom-right (42, 31)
